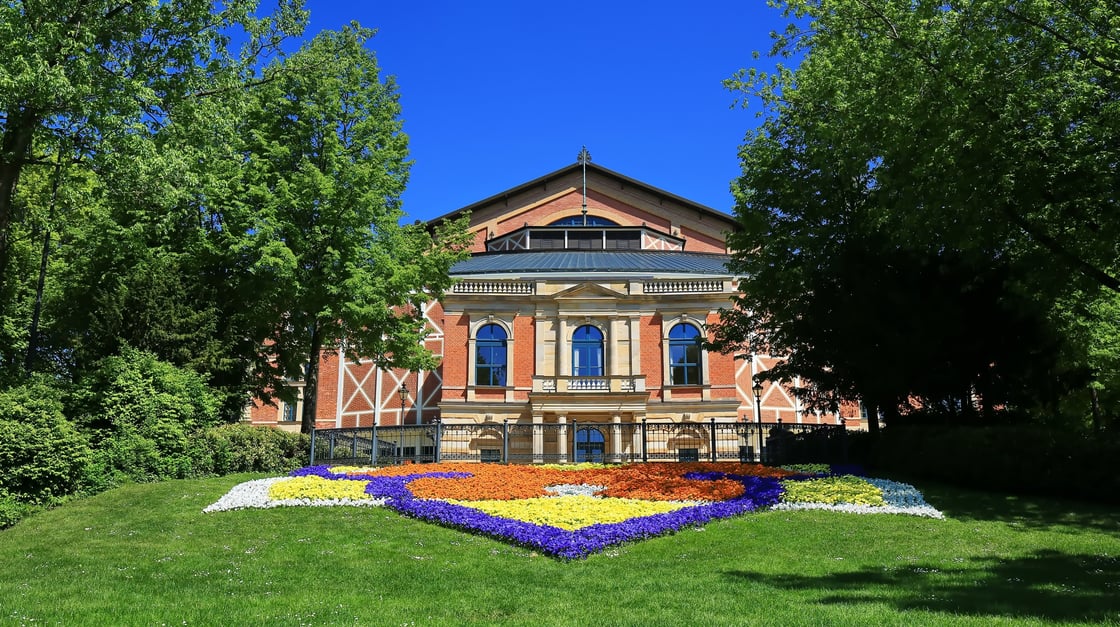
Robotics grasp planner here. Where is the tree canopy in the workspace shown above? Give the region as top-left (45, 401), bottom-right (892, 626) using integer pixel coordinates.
top-left (0, 4), bottom-right (471, 430)
top-left (714, 0), bottom-right (1119, 427)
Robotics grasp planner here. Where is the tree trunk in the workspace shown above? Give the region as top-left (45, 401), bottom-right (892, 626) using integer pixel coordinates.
top-left (0, 110), bottom-right (40, 317)
top-left (1090, 386), bottom-right (1102, 433)
top-left (300, 321), bottom-right (323, 434)
top-left (866, 401), bottom-right (881, 438)
top-left (24, 157), bottom-right (63, 375)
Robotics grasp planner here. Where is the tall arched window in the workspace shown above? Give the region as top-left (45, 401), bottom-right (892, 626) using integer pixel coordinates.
top-left (669, 323), bottom-right (702, 385)
top-left (572, 325), bottom-right (604, 377)
top-left (475, 323), bottom-right (507, 386)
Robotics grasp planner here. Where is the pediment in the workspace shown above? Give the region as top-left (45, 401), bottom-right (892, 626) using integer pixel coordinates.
top-left (552, 282), bottom-right (627, 301)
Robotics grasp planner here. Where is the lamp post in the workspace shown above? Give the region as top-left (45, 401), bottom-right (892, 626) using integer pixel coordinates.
top-left (398, 383), bottom-right (409, 425)
top-left (752, 381), bottom-right (764, 462)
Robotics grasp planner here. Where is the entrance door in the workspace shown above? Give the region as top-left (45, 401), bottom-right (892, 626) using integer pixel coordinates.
top-left (574, 427), bottom-right (605, 463)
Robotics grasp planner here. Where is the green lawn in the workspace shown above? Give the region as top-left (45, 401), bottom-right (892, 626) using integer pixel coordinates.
top-left (1, 472), bottom-right (1117, 626)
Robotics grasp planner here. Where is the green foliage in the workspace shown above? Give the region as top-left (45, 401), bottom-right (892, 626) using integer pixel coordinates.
top-left (0, 0), bottom-right (308, 380)
top-left (716, 0), bottom-right (1120, 424)
top-left (780, 476), bottom-right (886, 506)
top-left (219, 25), bottom-right (471, 430)
top-left (780, 464), bottom-right (832, 475)
top-left (0, 493), bottom-right (34, 529)
top-left (70, 346), bottom-right (221, 436)
top-left (69, 347), bottom-right (221, 486)
top-left (0, 381), bottom-right (90, 503)
top-left (202, 424), bottom-right (309, 474)
top-left (873, 426), bottom-right (1120, 504)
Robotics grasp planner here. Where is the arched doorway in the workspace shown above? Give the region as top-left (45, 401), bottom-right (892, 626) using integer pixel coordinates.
top-left (574, 426), bottom-right (605, 463)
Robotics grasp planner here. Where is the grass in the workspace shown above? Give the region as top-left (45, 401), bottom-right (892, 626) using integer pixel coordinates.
top-left (1, 472), bottom-right (1118, 626)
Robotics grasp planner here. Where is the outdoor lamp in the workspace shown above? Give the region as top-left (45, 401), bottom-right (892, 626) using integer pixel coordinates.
top-left (752, 381), bottom-right (764, 425)
top-left (398, 383), bottom-right (409, 403)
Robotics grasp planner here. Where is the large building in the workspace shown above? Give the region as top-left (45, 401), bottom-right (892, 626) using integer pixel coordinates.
top-left (249, 161), bottom-right (861, 449)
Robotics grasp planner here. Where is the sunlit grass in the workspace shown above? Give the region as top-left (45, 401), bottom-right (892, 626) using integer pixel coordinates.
top-left (0, 473), bottom-right (1117, 625)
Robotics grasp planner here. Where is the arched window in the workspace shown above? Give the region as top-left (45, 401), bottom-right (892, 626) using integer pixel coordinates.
top-left (549, 215), bottom-right (618, 227)
top-left (669, 323), bottom-right (702, 385)
top-left (572, 325), bottom-right (604, 377)
top-left (475, 323), bottom-right (507, 386)
top-left (574, 427), bottom-right (605, 463)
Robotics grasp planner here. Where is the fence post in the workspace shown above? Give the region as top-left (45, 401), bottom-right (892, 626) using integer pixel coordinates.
top-left (572, 419), bottom-right (578, 463)
top-left (371, 424), bottom-right (378, 465)
top-left (758, 422), bottom-right (764, 465)
top-left (309, 428), bottom-right (317, 465)
top-left (502, 419), bottom-right (510, 464)
top-left (434, 419), bottom-right (442, 463)
top-left (328, 431), bottom-right (336, 461)
top-left (641, 418), bottom-right (648, 463)
top-left (709, 417), bottom-right (718, 462)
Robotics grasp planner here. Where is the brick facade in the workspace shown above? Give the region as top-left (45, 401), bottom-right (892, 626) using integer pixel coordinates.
top-left (249, 162), bottom-right (863, 431)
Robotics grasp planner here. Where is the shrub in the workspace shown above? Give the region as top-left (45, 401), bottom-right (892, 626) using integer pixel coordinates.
top-left (203, 424), bottom-right (310, 475)
top-left (70, 346), bottom-right (222, 439)
top-left (0, 382), bottom-right (91, 504)
top-left (70, 347), bottom-right (223, 484)
top-left (0, 492), bottom-right (34, 529)
top-left (872, 425), bottom-right (1120, 503)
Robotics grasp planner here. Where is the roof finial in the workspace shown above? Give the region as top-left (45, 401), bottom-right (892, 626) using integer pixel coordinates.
top-left (577, 146), bottom-right (591, 225)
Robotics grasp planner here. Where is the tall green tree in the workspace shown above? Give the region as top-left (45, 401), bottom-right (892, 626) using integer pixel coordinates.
top-left (0, 0), bottom-right (308, 372)
top-left (727, 0), bottom-right (1118, 294)
top-left (715, 0), bottom-right (1118, 425)
top-left (229, 25), bottom-right (470, 432)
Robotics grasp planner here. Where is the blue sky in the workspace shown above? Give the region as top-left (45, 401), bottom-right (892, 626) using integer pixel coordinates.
top-left (303, 2), bottom-right (789, 221)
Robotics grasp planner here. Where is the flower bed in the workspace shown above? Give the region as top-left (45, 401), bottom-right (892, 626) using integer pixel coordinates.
top-left (205, 463), bottom-right (943, 558)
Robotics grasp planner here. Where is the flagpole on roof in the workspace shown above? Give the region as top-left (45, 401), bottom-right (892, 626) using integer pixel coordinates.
top-left (577, 146), bottom-right (591, 225)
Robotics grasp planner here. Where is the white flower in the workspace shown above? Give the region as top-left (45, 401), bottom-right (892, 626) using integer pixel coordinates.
top-left (203, 477), bottom-right (387, 513)
top-left (770, 501), bottom-right (944, 519)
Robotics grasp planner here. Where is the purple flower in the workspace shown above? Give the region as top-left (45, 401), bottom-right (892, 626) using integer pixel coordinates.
top-left (384, 472), bottom-right (784, 560)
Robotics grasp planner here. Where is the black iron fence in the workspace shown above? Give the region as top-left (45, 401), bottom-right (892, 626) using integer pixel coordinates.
top-left (310, 419), bottom-right (848, 467)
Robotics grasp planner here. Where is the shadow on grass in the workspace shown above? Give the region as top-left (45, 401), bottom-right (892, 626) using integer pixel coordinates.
top-left (724, 549), bottom-right (1120, 622)
top-left (914, 480), bottom-right (1120, 536)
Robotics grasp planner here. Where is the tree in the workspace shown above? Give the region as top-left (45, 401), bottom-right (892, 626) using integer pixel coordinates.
top-left (713, 0), bottom-right (1119, 426)
top-left (227, 26), bottom-right (471, 432)
top-left (728, 0), bottom-right (1118, 294)
top-left (0, 0), bottom-right (308, 370)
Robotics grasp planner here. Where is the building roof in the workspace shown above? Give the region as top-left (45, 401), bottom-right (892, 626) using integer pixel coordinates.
top-left (428, 162), bottom-right (736, 227)
top-left (450, 251), bottom-right (732, 276)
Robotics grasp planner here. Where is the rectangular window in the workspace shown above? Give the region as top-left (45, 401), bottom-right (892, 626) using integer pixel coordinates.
top-left (281, 403), bottom-right (297, 422)
top-left (480, 449), bottom-right (502, 463)
top-left (476, 345), bottom-right (507, 386)
top-left (568, 231), bottom-right (603, 250)
top-left (605, 231), bottom-right (640, 249)
top-left (678, 448), bottom-right (700, 462)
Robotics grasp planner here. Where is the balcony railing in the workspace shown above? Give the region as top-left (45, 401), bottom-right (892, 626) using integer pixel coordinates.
top-left (452, 281), bottom-right (535, 294)
top-left (532, 375), bottom-right (646, 393)
top-left (643, 280), bottom-right (724, 294)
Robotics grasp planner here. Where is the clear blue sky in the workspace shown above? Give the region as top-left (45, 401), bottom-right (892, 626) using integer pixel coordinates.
top-left (303, 2), bottom-right (788, 222)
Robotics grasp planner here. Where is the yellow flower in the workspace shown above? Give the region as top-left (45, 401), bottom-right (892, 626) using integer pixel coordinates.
top-left (445, 495), bottom-right (694, 530)
top-left (268, 476), bottom-right (372, 501)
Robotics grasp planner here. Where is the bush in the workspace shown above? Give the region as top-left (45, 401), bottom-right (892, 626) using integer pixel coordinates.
top-left (70, 346), bottom-right (222, 439)
top-left (0, 382), bottom-right (91, 504)
top-left (202, 424), bottom-right (310, 475)
top-left (872, 425), bottom-right (1120, 503)
top-left (70, 347), bottom-right (223, 485)
top-left (0, 493), bottom-right (35, 530)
